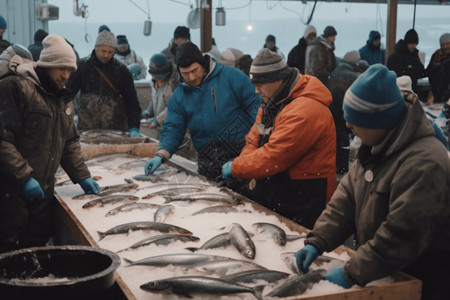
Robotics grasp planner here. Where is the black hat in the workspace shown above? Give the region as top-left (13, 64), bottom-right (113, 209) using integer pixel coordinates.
top-left (116, 35), bottom-right (129, 45)
top-left (265, 34), bottom-right (276, 43)
top-left (176, 42), bottom-right (206, 68)
top-left (174, 26), bottom-right (190, 40)
top-left (323, 26), bottom-right (337, 38)
top-left (404, 29), bottom-right (419, 45)
top-left (34, 29), bottom-right (48, 42)
top-left (249, 49), bottom-right (291, 83)
top-left (98, 24), bottom-right (111, 33)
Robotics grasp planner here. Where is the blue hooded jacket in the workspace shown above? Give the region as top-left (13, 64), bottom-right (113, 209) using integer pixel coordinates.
top-left (158, 55), bottom-right (261, 156)
top-left (359, 31), bottom-right (385, 65)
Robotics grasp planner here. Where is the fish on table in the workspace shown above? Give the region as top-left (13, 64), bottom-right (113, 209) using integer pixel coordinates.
top-left (185, 232), bottom-right (231, 252)
top-left (97, 221), bottom-right (192, 240)
top-left (140, 275), bottom-right (264, 300)
top-left (142, 186), bottom-right (205, 199)
top-left (72, 182), bottom-right (139, 199)
top-left (153, 204), bottom-right (174, 223)
top-left (190, 258), bottom-right (267, 276)
top-left (164, 192), bottom-right (240, 205)
top-left (117, 159), bottom-right (148, 170)
top-left (123, 253), bottom-right (234, 267)
top-left (222, 269), bottom-right (290, 284)
top-left (264, 269), bottom-right (327, 298)
top-left (132, 174), bottom-right (167, 183)
top-left (281, 252), bottom-right (344, 275)
top-left (117, 234), bottom-right (200, 253)
top-left (191, 205), bottom-right (240, 216)
top-left (230, 223), bottom-right (256, 260)
top-left (82, 194), bottom-right (139, 209)
top-left (104, 202), bottom-right (161, 217)
top-left (252, 222), bottom-right (287, 246)
top-left (137, 183), bottom-right (210, 192)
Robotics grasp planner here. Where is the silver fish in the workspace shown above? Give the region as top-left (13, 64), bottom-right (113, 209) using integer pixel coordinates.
top-left (124, 253), bottom-right (233, 267)
top-left (154, 204), bottom-right (174, 223)
top-left (222, 269), bottom-right (290, 284)
top-left (281, 252), bottom-right (301, 274)
top-left (118, 159), bottom-right (147, 169)
top-left (252, 222), bottom-right (287, 246)
top-left (164, 192), bottom-right (239, 205)
top-left (97, 221), bottom-right (192, 240)
top-left (72, 182), bottom-right (139, 199)
top-left (117, 234), bottom-right (200, 252)
top-left (286, 233), bottom-right (307, 242)
top-left (191, 205), bottom-right (238, 216)
top-left (186, 232), bottom-right (231, 252)
top-left (105, 202), bottom-right (161, 217)
top-left (140, 275), bottom-right (264, 300)
top-left (191, 259), bottom-right (267, 275)
top-left (137, 183), bottom-right (209, 192)
top-left (142, 186), bottom-right (205, 199)
top-left (82, 195), bottom-right (139, 209)
top-left (265, 269), bottom-right (327, 298)
top-left (132, 174), bottom-right (167, 183)
top-left (230, 223), bottom-right (256, 260)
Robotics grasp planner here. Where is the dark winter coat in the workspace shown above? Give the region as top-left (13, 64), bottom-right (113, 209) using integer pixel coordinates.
top-left (287, 37), bottom-right (308, 73)
top-left (67, 50), bottom-right (141, 131)
top-left (359, 35), bottom-right (385, 65)
top-left (326, 61), bottom-right (357, 174)
top-left (0, 38), bottom-right (10, 54)
top-left (0, 56), bottom-right (90, 250)
top-left (387, 40), bottom-right (426, 93)
top-left (232, 70), bottom-right (337, 229)
top-left (426, 49), bottom-right (450, 103)
top-left (305, 36), bottom-right (336, 85)
top-left (305, 97), bottom-right (450, 300)
top-left (27, 42), bottom-right (44, 62)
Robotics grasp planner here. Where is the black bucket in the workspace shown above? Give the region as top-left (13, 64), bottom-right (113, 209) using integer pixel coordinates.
top-left (0, 245), bottom-right (121, 300)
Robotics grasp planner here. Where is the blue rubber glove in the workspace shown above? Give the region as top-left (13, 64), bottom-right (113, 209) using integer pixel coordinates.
top-left (222, 161), bottom-right (233, 180)
top-left (129, 127), bottom-right (140, 138)
top-left (79, 178), bottom-right (100, 195)
top-left (145, 156), bottom-right (163, 175)
top-left (324, 267), bottom-right (351, 288)
top-left (295, 244), bottom-right (320, 274)
top-left (23, 177), bottom-right (45, 199)
top-left (149, 118), bottom-right (159, 129)
top-left (127, 63), bottom-right (141, 79)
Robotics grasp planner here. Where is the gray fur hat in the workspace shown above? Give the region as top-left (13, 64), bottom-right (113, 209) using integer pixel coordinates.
top-left (96, 30), bottom-right (116, 48)
top-left (249, 48), bottom-right (290, 83)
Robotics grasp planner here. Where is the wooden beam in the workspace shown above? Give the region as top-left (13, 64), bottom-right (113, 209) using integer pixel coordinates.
top-left (386, 0), bottom-right (398, 64)
top-left (200, 0), bottom-right (212, 52)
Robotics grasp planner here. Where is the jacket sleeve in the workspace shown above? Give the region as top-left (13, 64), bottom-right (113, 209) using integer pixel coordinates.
top-left (136, 54), bottom-right (147, 80)
top-left (118, 65), bottom-right (142, 129)
top-left (238, 108), bottom-right (262, 157)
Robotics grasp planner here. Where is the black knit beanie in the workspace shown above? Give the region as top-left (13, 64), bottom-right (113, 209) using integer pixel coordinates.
top-left (176, 42), bottom-right (206, 68)
top-left (34, 29), bottom-right (48, 43)
top-left (323, 26), bottom-right (337, 38)
top-left (249, 49), bottom-right (291, 84)
top-left (404, 29), bottom-right (419, 45)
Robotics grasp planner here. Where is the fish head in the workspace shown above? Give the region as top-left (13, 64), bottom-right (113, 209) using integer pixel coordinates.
top-left (140, 280), bottom-right (173, 293)
top-left (244, 248), bottom-right (255, 259)
top-left (275, 234), bottom-right (287, 246)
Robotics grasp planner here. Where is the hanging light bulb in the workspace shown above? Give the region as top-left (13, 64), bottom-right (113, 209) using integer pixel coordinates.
top-left (216, 7), bottom-right (225, 26)
top-left (246, 24), bottom-right (253, 32)
top-left (246, 1), bottom-right (253, 32)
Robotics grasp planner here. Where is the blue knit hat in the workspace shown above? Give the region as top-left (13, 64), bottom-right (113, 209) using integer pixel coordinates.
top-left (343, 64), bottom-right (406, 129)
top-left (0, 15), bottom-right (6, 29)
top-left (149, 53), bottom-right (172, 79)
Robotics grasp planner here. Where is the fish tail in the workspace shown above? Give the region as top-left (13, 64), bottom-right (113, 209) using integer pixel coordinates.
top-left (123, 258), bottom-right (134, 266)
top-left (97, 231), bottom-right (106, 241)
top-left (253, 285), bottom-right (265, 300)
top-left (184, 247), bottom-right (198, 252)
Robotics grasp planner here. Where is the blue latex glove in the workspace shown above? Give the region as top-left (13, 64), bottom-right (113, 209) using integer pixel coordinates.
top-left (23, 177), bottom-right (45, 199)
top-left (145, 156), bottom-right (163, 175)
top-left (127, 63), bottom-right (141, 79)
top-left (324, 267), bottom-right (351, 288)
top-left (129, 127), bottom-right (140, 138)
top-left (79, 178), bottom-right (100, 194)
top-left (295, 244), bottom-right (320, 274)
top-left (149, 118), bottom-right (159, 129)
top-left (221, 161), bottom-right (233, 180)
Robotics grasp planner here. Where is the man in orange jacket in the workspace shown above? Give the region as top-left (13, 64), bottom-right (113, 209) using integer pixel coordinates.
top-left (222, 48), bottom-right (336, 229)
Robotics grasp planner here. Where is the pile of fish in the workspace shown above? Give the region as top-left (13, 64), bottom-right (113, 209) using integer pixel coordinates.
top-left (55, 154), bottom-right (348, 299)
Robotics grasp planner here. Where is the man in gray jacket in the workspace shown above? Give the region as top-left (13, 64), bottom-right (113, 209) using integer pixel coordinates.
top-left (295, 64), bottom-right (450, 300)
top-left (0, 35), bottom-right (99, 253)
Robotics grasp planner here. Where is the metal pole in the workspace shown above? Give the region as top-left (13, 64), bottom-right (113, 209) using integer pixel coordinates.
top-left (200, 0), bottom-right (212, 52)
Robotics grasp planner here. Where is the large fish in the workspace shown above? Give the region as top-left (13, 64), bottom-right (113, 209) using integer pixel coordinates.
top-left (123, 253), bottom-right (234, 267)
top-left (186, 232), bottom-right (231, 252)
top-left (222, 269), bottom-right (290, 284)
top-left (117, 234), bottom-right (200, 252)
top-left (191, 205), bottom-right (239, 216)
top-left (153, 205), bottom-right (174, 223)
top-left (137, 183), bottom-right (209, 192)
top-left (191, 259), bottom-right (267, 275)
top-left (142, 186), bottom-right (205, 199)
top-left (132, 174), bottom-right (167, 183)
top-left (286, 233), bottom-right (307, 242)
top-left (82, 195), bottom-right (139, 209)
top-left (164, 192), bottom-right (240, 205)
top-left (264, 269), bottom-right (327, 298)
top-left (281, 252), bottom-right (344, 274)
top-left (97, 221), bottom-right (192, 240)
top-left (229, 223), bottom-right (256, 260)
top-left (104, 202), bottom-right (161, 217)
top-left (140, 275), bottom-right (264, 300)
top-left (72, 182), bottom-right (139, 199)
top-left (252, 222), bottom-right (287, 246)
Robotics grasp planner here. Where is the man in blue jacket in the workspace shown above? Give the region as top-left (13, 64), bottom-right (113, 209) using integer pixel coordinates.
top-left (359, 30), bottom-right (385, 65)
top-left (145, 42), bottom-right (260, 183)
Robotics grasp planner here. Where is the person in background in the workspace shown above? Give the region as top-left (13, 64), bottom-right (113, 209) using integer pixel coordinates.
top-left (0, 14), bottom-right (10, 54)
top-left (287, 25), bottom-right (317, 74)
top-left (208, 37), bottom-right (222, 61)
top-left (145, 42), bottom-right (261, 187)
top-left (0, 35), bottom-right (100, 253)
top-left (262, 34), bottom-right (285, 59)
top-left (66, 30), bottom-right (142, 137)
top-left (387, 29), bottom-right (426, 95)
top-left (305, 25), bottom-right (337, 85)
top-left (217, 48), bottom-right (244, 67)
top-left (0, 44), bottom-right (33, 78)
top-left (28, 29), bottom-right (49, 62)
top-left (98, 24), bottom-right (110, 33)
top-left (236, 54), bottom-right (253, 76)
top-left (359, 30), bottom-right (385, 65)
top-left (221, 49), bottom-right (337, 229)
top-left (141, 53), bottom-right (178, 137)
top-left (295, 64), bottom-right (450, 300)
top-left (426, 33), bottom-right (450, 104)
top-left (114, 34), bottom-right (147, 80)
top-left (161, 26), bottom-right (191, 65)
